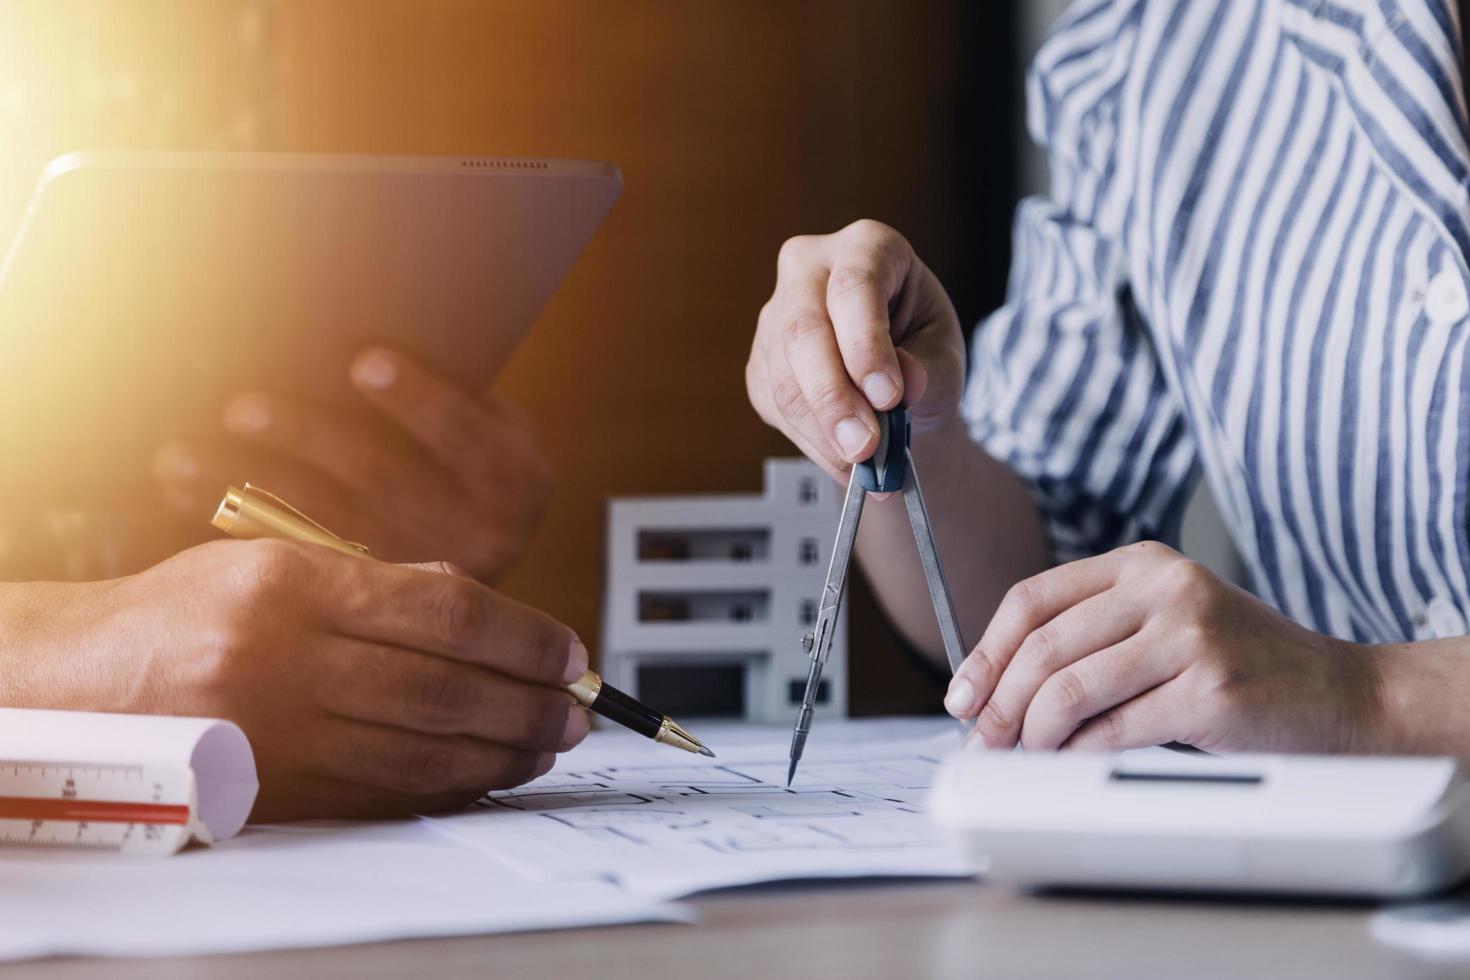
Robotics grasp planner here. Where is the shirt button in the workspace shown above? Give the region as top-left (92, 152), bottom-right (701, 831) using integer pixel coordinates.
top-left (1424, 269), bottom-right (1469, 325)
top-left (1427, 597), bottom-right (1467, 638)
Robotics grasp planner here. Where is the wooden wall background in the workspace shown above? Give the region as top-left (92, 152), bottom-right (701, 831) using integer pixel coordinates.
top-left (2, 0), bottom-right (1017, 712)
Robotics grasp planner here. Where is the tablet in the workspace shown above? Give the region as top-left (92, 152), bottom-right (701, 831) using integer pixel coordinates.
top-left (0, 151), bottom-right (621, 502)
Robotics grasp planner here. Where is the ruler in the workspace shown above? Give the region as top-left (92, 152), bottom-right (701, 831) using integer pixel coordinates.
top-left (0, 759), bottom-right (196, 855)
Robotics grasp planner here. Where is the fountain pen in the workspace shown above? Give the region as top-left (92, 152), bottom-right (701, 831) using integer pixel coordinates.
top-left (210, 483), bottom-right (714, 758)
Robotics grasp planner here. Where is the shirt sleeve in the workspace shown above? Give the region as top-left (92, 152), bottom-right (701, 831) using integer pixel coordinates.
top-left (962, 0), bottom-right (1197, 564)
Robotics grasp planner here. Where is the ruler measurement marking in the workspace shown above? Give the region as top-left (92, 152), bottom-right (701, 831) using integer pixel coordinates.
top-left (0, 760), bottom-right (191, 851)
top-left (0, 760), bottom-right (146, 775)
top-left (0, 833), bottom-right (122, 850)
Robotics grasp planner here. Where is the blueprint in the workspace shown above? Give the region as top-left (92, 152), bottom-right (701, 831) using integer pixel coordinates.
top-left (426, 717), bottom-right (974, 899)
top-left (0, 818), bottom-right (684, 961)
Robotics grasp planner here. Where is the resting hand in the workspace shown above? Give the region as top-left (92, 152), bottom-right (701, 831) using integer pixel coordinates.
top-left (943, 541), bottom-right (1385, 754)
top-left (153, 347), bottom-right (551, 582)
top-left (4, 540), bottom-right (590, 821)
top-left (746, 220), bottom-right (967, 481)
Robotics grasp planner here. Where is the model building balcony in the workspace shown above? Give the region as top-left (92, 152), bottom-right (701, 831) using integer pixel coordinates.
top-left (601, 458), bottom-right (847, 723)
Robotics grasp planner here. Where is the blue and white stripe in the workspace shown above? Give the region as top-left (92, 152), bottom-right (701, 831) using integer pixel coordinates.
top-left (964, 0), bottom-right (1470, 643)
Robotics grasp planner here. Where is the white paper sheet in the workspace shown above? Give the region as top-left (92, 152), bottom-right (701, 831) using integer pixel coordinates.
top-left (0, 818), bottom-right (685, 960)
top-left (427, 717), bottom-right (974, 900)
top-left (0, 708), bottom-right (258, 850)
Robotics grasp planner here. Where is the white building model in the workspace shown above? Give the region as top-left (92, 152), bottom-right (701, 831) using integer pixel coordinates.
top-left (601, 458), bottom-right (847, 723)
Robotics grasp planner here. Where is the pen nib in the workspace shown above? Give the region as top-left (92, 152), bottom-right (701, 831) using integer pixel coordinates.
top-left (698, 745), bottom-right (716, 758)
top-left (786, 759), bottom-right (797, 787)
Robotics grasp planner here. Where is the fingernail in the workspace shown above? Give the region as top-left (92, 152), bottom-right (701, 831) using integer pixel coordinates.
top-left (223, 394), bottom-right (271, 434)
top-left (560, 707), bottom-right (591, 750)
top-left (862, 372), bottom-right (899, 408)
top-left (834, 417), bottom-right (873, 460)
top-left (563, 637), bottom-right (590, 685)
top-left (151, 443), bottom-right (198, 482)
top-left (944, 676), bottom-right (977, 717)
top-left (353, 350), bottom-right (397, 390)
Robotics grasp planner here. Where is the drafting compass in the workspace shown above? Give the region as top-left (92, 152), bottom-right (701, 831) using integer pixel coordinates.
top-left (787, 407), bottom-right (970, 785)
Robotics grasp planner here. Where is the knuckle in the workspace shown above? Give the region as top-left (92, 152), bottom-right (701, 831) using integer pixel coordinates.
top-left (776, 234), bottom-right (815, 271)
top-left (1019, 624), bottom-right (1062, 671)
top-left (1160, 557), bottom-right (1210, 599)
top-left (1048, 668), bottom-right (1090, 715)
top-left (844, 220), bottom-right (906, 263)
top-left (782, 311), bottom-right (832, 346)
top-left (770, 373), bottom-right (812, 423)
top-left (1196, 658), bottom-right (1246, 707)
top-left (842, 218), bottom-right (895, 243)
top-left (827, 264), bottom-right (880, 299)
top-left (1005, 578), bottom-right (1047, 621)
top-left (430, 578), bottom-right (488, 645)
top-left (428, 560), bottom-right (470, 579)
top-left (806, 378), bottom-right (856, 420)
top-left (1175, 617), bottom-right (1213, 652)
top-left (841, 332), bottom-right (896, 368)
top-left (232, 539), bottom-right (303, 602)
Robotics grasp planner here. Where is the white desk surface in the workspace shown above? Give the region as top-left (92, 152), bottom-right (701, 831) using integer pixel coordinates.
top-left (5, 878), bottom-right (1467, 980)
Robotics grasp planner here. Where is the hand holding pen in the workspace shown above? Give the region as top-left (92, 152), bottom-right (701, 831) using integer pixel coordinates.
top-left (16, 537), bottom-right (592, 822)
top-left (213, 484), bottom-right (714, 758)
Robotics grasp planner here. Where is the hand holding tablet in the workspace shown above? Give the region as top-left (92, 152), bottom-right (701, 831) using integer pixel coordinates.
top-left (0, 151), bottom-right (619, 572)
top-left (154, 344), bottom-right (552, 582)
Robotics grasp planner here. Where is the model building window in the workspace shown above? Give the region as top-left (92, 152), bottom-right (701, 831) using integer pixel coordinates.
top-left (798, 477), bottom-right (818, 505)
top-left (730, 542), bottom-right (753, 561)
top-left (731, 603), bottom-right (753, 623)
top-left (800, 598), bottom-right (817, 626)
top-left (799, 538), bottom-right (819, 565)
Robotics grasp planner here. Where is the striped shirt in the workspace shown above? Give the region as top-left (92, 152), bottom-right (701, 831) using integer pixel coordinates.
top-left (963, 0), bottom-right (1470, 644)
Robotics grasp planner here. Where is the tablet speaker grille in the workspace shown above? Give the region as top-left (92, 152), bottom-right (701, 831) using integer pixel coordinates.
top-left (459, 158), bottom-right (551, 170)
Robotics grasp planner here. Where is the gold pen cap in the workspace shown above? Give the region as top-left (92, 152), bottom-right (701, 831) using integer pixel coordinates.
top-left (212, 484), bottom-right (369, 558)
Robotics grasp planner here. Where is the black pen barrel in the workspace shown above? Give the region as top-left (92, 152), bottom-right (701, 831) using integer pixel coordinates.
top-left (586, 682), bottom-right (664, 739)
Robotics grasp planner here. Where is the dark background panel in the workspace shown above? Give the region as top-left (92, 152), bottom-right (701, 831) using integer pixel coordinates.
top-left (0, 0), bottom-right (1021, 712)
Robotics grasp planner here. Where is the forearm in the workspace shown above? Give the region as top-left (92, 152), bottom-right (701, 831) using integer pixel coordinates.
top-left (854, 414), bottom-right (1050, 666)
top-left (1372, 639), bottom-right (1470, 757)
top-left (0, 578), bottom-right (124, 710)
